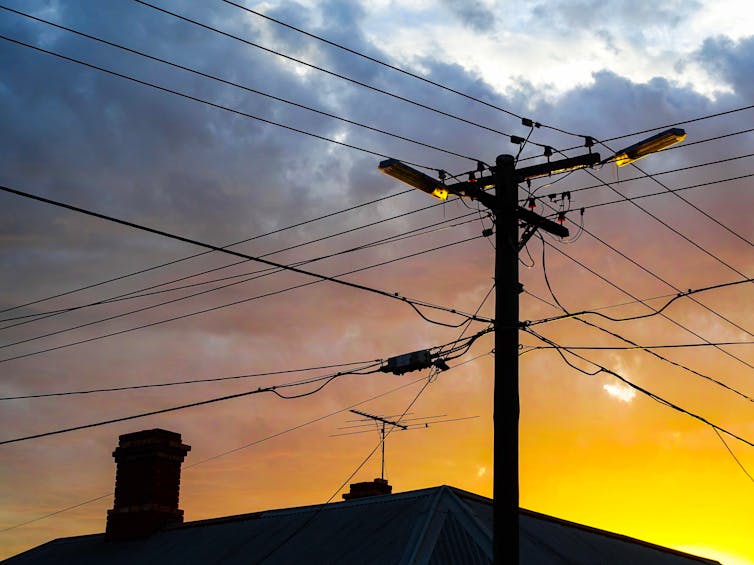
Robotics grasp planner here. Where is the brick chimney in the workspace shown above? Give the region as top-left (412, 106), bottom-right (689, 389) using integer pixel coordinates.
top-left (105, 429), bottom-right (191, 541)
top-left (342, 478), bottom-right (392, 501)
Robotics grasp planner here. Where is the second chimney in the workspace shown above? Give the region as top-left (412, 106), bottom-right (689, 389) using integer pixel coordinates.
top-left (105, 428), bottom-right (191, 541)
top-left (342, 478), bottom-right (392, 500)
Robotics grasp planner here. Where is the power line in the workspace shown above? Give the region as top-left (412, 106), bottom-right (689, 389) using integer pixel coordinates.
top-left (599, 105), bottom-right (754, 145)
top-left (219, 0), bottom-right (529, 125)
top-left (523, 342), bottom-right (754, 351)
top-left (550, 148), bottom-right (752, 283)
top-left (0, 6), bottom-right (480, 163)
top-left (597, 138), bottom-right (753, 247)
top-left (524, 328), bottom-right (754, 449)
top-left (0, 233), bottom-right (487, 365)
top-left (526, 278), bottom-right (754, 326)
top-left (575, 172), bottom-right (754, 214)
top-left (712, 427), bottom-right (754, 483)
top-left (130, 0), bottom-right (549, 149)
top-left (247, 374), bottom-right (435, 564)
top-left (519, 105), bottom-right (754, 162)
top-left (248, 283), bottom-right (494, 562)
top-left (0, 360), bottom-right (381, 400)
top-left (0, 34), bottom-right (438, 171)
top-left (0, 374), bottom-right (431, 533)
top-left (0, 213), bottom-right (482, 346)
top-left (524, 151), bottom-right (754, 204)
top-left (0, 186), bottom-right (416, 318)
top-left (0, 210), bottom-right (482, 329)
top-left (0, 182), bottom-right (491, 334)
top-left (531, 240), bottom-right (754, 403)
top-left (212, 1), bottom-right (754, 151)
top-left (536, 199), bottom-right (754, 373)
top-left (0, 364), bottom-right (382, 446)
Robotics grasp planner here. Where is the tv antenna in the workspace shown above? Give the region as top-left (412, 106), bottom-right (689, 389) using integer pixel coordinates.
top-left (332, 410), bottom-right (479, 480)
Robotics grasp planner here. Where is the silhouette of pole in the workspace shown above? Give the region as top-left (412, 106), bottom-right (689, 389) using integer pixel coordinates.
top-left (377, 152), bottom-right (601, 565)
top-left (493, 154), bottom-right (519, 564)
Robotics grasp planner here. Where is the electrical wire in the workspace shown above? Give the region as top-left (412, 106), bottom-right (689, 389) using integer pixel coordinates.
top-left (247, 374), bottom-right (434, 564)
top-left (597, 105), bottom-right (754, 145)
top-left (536, 199), bottom-right (754, 372)
top-left (0, 374), bottom-right (431, 533)
top-left (130, 0), bottom-right (551, 148)
top-left (523, 342), bottom-right (754, 351)
top-left (0, 360), bottom-right (381, 400)
top-left (0, 327), bottom-right (489, 444)
top-left (597, 138), bottom-right (753, 247)
top-left (712, 427), bottom-right (754, 483)
top-left (0, 182), bottom-right (491, 334)
top-left (573, 172), bottom-right (754, 214)
top-left (0, 186), bottom-right (416, 318)
top-left (517, 105), bottom-right (754, 162)
top-left (220, 0), bottom-right (754, 151)
top-left (0, 212), bottom-right (484, 330)
top-left (0, 234), bottom-right (488, 365)
top-left (526, 278), bottom-right (754, 326)
top-left (0, 212), bottom-right (482, 342)
top-left (523, 151), bottom-right (754, 204)
top-left (219, 0), bottom-right (528, 122)
top-left (0, 6), bottom-right (481, 163)
top-left (0, 34), bottom-right (437, 171)
top-left (534, 239), bottom-right (754, 403)
top-left (550, 148), bottom-right (752, 284)
top-left (0, 365), bottom-right (383, 446)
top-left (524, 328), bottom-right (754, 448)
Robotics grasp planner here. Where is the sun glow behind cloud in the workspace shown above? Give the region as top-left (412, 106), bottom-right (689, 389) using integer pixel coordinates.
top-left (603, 381), bottom-right (637, 403)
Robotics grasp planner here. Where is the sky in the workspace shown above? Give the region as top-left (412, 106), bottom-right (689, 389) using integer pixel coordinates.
top-left (0, 0), bottom-right (752, 563)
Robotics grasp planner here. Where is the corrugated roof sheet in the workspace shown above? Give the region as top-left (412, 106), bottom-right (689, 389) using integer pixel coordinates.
top-left (4, 486), bottom-right (719, 565)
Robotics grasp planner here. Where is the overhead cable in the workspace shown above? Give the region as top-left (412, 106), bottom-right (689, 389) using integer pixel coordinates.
top-left (524, 328), bottom-right (754, 448)
top-left (524, 152), bottom-right (754, 204)
top-left (532, 240), bottom-right (754, 402)
top-left (0, 364), bottom-right (383, 446)
top-left (0, 210), bottom-right (482, 329)
top-left (0, 6), bottom-right (480, 163)
top-left (0, 360), bottom-right (382, 400)
top-left (537, 199), bottom-right (754, 372)
top-left (0, 34), bottom-right (437, 171)
top-left (0, 232), bottom-right (488, 365)
top-left (0, 374), bottom-right (431, 532)
top-left (527, 277), bottom-right (754, 326)
top-left (130, 0), bottom-right (550, 149)
top-left (0, 186), bottom-right (415, 318)
top-left (0, 182), bottom-right (491, 334)
top-left (598, 138), bottom-right (753, 247)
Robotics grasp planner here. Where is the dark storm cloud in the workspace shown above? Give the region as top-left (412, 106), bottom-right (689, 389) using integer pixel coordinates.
top-left (694, 35), bottom-right (754, 99)
top-left (440, 0), bottom-right (496, 32)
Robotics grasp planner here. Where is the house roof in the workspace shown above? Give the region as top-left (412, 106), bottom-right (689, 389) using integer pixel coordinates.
top-left (4, 485), bottom-right (720, 565)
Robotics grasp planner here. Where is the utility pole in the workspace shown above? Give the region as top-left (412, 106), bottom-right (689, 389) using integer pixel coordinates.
top-left (494, 154), bottom-right (520, 563)
top-left (377, 127), bottom-right (684, 564)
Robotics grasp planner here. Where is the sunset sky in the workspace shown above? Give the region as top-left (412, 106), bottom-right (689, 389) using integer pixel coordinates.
top-left (1, 0), bottom-right (753, 563)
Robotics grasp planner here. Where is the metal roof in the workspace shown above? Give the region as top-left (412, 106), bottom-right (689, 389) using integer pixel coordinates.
top-left (4, 485), bottom-right (720, 565)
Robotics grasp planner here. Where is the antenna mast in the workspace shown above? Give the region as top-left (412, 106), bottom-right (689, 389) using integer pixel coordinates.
top-left (349, 409), bottom-right (407, 479)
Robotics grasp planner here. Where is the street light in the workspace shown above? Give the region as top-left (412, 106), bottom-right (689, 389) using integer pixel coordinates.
top-left (378, 158), bottom-right (449, 200)
top-left (612, 127), bottom-right (686, 166)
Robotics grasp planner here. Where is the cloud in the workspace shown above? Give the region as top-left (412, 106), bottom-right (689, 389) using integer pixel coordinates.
top-left (603, 381), bottom-right (637, 403)
top-left (440, 0), bottom-right (496, 32)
